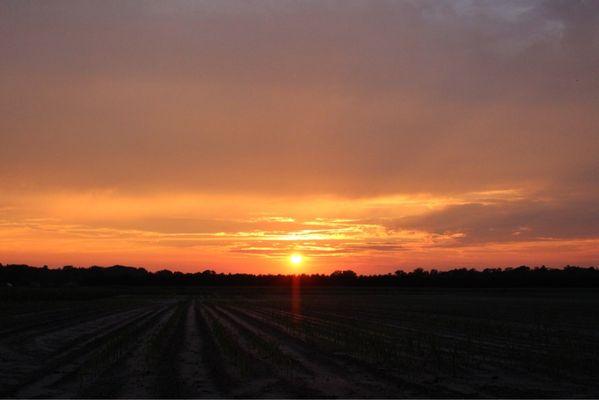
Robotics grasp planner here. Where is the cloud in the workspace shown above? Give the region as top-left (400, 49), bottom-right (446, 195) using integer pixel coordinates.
top-left (389, 195), bottom-right (599, 246)
top-left (0, 1), bottom-right (598, 271)
top-left (1, 0), bottom-right (598, 197)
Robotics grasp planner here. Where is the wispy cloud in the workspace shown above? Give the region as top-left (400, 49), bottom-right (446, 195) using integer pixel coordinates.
top-left (0, 0), bottom-right (598, 271)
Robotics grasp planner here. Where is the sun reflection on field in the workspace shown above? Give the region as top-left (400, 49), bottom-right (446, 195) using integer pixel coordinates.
top-left (291, 275), bottom-right (301, 319)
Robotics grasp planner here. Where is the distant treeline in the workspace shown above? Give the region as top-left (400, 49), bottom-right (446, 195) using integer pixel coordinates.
top-left (1, 264), bottom-right (599, 287)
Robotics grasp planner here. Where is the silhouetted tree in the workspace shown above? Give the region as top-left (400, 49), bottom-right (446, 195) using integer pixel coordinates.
top-left (1, 264), bottom-right (598, 288)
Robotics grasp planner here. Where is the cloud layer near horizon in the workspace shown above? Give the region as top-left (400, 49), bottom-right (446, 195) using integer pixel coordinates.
top-left (1, 0), bottom-right (598, 272)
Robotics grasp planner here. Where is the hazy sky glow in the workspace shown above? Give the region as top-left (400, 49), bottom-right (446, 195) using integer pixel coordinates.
top-left (1, 0), bottom-right (598, 273)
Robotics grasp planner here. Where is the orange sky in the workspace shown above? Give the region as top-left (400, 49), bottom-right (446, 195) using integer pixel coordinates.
top-left (1, 1), bottom-right (598, 273)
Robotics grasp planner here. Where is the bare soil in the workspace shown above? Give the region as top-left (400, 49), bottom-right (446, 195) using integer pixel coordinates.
top-left (1, 287), bottom-right (598, 398)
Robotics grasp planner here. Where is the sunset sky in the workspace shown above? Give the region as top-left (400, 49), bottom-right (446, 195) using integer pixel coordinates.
top-left (1, 0), bottom-right (598, 274)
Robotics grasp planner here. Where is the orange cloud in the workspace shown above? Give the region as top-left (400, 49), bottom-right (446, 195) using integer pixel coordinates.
top-left (1, 1), bottom-right (598, 272)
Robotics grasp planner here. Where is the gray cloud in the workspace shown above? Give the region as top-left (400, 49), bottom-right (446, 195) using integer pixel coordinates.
top-left (1, 0), bottom-right (598, 197)
top-left (389, 195), bottom-right (599, 246)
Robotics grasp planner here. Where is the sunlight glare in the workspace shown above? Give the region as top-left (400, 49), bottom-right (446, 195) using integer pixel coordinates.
top-left (290, 253), bottom-right (303, 266)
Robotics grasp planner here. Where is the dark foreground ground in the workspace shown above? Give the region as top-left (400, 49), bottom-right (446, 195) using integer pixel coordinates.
top-left (0, 287), bottom-right (598, 398)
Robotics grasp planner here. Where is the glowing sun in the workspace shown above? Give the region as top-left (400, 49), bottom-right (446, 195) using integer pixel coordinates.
top-left (289, 253), bottom-right (303, 266)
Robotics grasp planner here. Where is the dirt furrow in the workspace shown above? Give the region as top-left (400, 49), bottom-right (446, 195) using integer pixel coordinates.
top-left (192, 303), bottom-right (234, 396)
top-left (84, 303), bottom-right (180, 398)
top-left (148, 299), bottom-right (188, 397)
top-left (223, 303), bottom-right (435, 398)
top-left (210, 304), bottom-right (344, 397)
top-left (252, 305), bottom-right (534, 375)
top-left (6, 303), bottom-right (172, 398)
top-left (201, 304), bottom-right (293, 398)
top-left (289, 306), bottom-right (598, 384)
top-left (0, 301), bottom-right (144, 342)
top-left (241, 305), bottom-right (583, 397)
top-left (246, 305), bottom-right (428, 370)
top-left (176, 299), bottom-right (219, 398)
top-left (0, 306), bottom-right (156, 392)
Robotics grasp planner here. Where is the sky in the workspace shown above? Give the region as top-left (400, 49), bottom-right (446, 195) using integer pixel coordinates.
top-left (1, 0), bottom-right (598, 274)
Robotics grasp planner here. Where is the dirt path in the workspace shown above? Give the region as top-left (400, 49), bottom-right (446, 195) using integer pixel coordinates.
top-left (177, 299), bottom-right (219, 398)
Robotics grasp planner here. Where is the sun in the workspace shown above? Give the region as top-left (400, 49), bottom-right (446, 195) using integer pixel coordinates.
top-left (289, 253), bottom-right (303, 266)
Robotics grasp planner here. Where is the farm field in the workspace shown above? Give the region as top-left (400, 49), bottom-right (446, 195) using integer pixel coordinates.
top-left (1, 287), bottom-right (598, 398)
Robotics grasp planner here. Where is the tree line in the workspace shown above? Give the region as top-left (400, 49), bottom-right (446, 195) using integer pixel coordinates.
top-left (1, 263), bottom-right (598, 287)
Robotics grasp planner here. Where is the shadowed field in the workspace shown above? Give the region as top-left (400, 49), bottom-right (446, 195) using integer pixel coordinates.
top-left (1, 287), bottom-right (598, 398)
